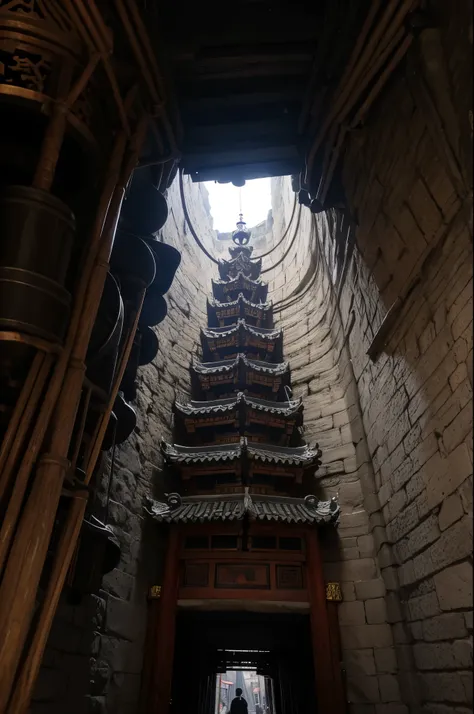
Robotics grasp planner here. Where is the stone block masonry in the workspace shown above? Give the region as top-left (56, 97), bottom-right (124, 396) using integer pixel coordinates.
top-left (266, 5), bottom-right (472, 712)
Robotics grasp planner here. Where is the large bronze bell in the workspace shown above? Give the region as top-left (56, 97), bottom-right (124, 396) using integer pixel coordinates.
top-left (142, 237), bottom-right (181, 296)
top-left (139, 286), bottom-right (168, 328)
top-left (0, 186), bottom-right (75, 343)
top-left (86, 272), bottom-right (124, 396)
top-left (121, 166), bottom-right (169, 235)
top-left (110, 230), bottom-right (156, 298)
top-left (137, 327), bottom-right (159, 366)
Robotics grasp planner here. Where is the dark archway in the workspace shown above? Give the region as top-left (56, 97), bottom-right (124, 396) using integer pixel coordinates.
top-left (171, 611), bottom-right (317, 714)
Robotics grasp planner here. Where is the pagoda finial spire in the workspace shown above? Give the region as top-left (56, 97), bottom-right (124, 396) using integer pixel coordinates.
top-left (232, 213), bottom-right (251, 245)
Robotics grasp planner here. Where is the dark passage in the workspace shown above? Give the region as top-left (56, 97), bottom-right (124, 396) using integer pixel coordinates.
top-left (171, 611), bottom-right (317, 714)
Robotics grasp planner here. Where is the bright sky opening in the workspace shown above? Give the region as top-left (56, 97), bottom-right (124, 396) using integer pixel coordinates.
top-left (204, 178), bottom-right (272, 233)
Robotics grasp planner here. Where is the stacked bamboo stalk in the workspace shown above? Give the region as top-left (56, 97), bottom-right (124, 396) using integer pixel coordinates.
top-left (304, 0), bottom-right (419, 202)
top-left (0, 1), bottom-right (180, 710)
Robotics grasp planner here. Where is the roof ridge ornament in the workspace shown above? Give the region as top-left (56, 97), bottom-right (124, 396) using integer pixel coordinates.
top-left (244, 486), bottom-right (258, 520)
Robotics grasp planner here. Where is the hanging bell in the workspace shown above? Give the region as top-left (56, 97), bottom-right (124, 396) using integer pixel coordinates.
top-left (121, 166), bottom-right (169, 235)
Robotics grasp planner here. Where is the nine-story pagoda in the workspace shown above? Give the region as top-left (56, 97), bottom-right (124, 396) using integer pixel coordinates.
top-left (147, 214), bottom-right (342, 714)
top-left (151, 215), bottom-right (339, 532)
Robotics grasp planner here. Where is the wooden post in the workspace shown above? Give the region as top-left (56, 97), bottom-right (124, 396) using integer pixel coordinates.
top-left (305, 528), bottom-right (345, 714)
top-left (327, 599), bottom-right (347, 714)
top-left (149, 527), bottom-right (180, 714)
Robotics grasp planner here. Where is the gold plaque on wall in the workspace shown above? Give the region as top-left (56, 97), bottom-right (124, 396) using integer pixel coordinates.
top-left (326, 582), bottom-right (343, 602)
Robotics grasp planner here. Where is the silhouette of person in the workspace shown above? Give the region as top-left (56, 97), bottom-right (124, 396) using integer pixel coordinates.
top-left (230, 688), bottom-right (248, 714)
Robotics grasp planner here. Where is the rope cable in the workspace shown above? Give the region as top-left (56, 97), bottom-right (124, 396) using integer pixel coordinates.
top-left (272, 218), bottom-right (320, 311)
top-left (179, 169), bottom-right (301, 275)
top-left (253, 192), bottom-right (298, 260)
top-left (261, 203), bottom-right (302, 274)
top-left (179, 168), bottom-right (219, 264)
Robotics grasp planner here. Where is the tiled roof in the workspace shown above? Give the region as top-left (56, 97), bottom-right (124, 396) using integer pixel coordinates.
top-left (207, 293), bottom-right (272, 311)
top-left (147, 491), bottom-right (340, 525)
top-left (218, 254), bottom-right (262, 281)
top-left (191, 354), bottom-right (289, 377)
top-left (212, 272), bottom-right (265, 289)
top-left (174, 392), bottom-right (302, 417)
top-left (201, 319), bottom-right (281, 341)
top-left (161, 437), bottom-right (321, 466)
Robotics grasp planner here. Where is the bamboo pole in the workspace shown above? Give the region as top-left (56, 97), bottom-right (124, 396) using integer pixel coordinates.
top-left (32, 61), bottom-right (73, 191)
top-left (304, 0), bottom-right (401, 184)
top-left (0, 114), bottom-right (148, 713)
top-left (314, 24), bottom-right (406, 204)
top-left (0, 126), bottom-right (130, 712)
top-left (65, 0), bottom-right (131, 136)
top-left (0, 354), bottom-right (53, 507)
top-left (114, 0), bottom-right (161, 106)
top-left (70, 386), bottom-right (92, 470)
top-left (350, 34), bottom-right (414, 128)
top-left (0, 352), bottom-right (44, 479)
top-left (8, 289), bottom-right (147, 714)
top-left (0, 131), bottom-right (127, 577)
top-left (318, 124), bottom-right (348, 205)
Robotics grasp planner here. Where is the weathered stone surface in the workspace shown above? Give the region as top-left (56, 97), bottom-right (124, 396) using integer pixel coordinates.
top-left (374, 648), bottom-right (398, 674)
top-left (339, 601), bottom-right (367, 626)
top-left (340, 624), bottom-right (393, 650)
top-left (101, 570), bottom-right (135, 602)
top-left (413, 640), bottom-right (473, 671)
top-left (422, 613), bottom-right (468, 642)
top-left (378, 674), bottom-right (401, 702)
top-left (324, 558), bottom-right (378, 583)
top-left (433, 561), bottom-right (473, 611)
top-left (438, 492), bottom-right (464, 531)
top-left (344, 649), bottom-right (377, 676)
top-left (375, 706), bottom-right (408, 714)
top-left (355, 580), bottom-right (387, 601)
top-left (406, 591), bottom-right (441, 622)
top-left (365, 598), bottom-right (388, 625)
top-left (346, 674), bottom-right (380, 703)
top-left (419, 672), bottom-right (469, 703)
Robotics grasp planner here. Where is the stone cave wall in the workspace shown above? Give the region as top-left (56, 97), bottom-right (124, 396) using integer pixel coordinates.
top-left (31, 177), bottom-right (220, 714)
top-left (267, 178), bottom-right (404, 713)
top-left (267, 3), bottom-right (472, 712)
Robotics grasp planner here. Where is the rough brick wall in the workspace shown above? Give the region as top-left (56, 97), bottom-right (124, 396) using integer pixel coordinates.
top-left (267, 178), bottom-right (405, 713)
top-left (31, 177), bottom-right (220, 714)
top-left (267, 7), bottom-right (473, 713)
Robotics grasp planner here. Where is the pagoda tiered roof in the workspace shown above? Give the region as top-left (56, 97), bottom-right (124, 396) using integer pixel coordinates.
top-left (211, 274), bottom-right (268, 303)
top-left (201, 319), bottom-right (282, 361)
top-left (175, 393), bottom-right (302, 417)
top-left (162, 438), bottom-right (321, 468)
top-left (207, 293), bottom-right (273, 328)
top-left (148, 213), bottom-right (339, 527)
top-left (173, 392), bottom-right (303, 446)
top-left (191, 354), bottom-right (290, 400)
top-left (148, 491), bottom-right (340, 525)
top-left (218, 250), bottom-right (262, 281)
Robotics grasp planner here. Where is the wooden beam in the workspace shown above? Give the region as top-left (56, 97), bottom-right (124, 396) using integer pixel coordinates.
top-left (177, 75), bottom-right (307, 101)
top-left (185, 159), bottom-right (300, 183)
top-left (177, 60), bottom-right (310, 83)
top-left (181, 102), bottom-right (300, 128)
top-left (183, 142), bottom-right (299, 167)
top-left (184, 117), bottom-right (298, 147)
